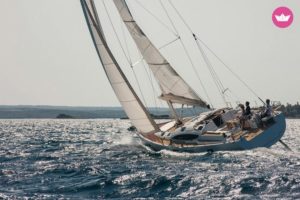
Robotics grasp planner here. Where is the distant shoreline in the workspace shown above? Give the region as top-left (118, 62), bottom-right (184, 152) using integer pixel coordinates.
top-left (1, 105), bottom-right (298, 119)
top-left (0, 105), bottom-right (204, 119)
top-left (0, 105), bottom-right (132, 119)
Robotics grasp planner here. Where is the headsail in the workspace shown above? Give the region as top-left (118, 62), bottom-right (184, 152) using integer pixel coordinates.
top-left (81, 0), bottom-right (159, 134)
top-left (113, 0), bottom-right (208, 108)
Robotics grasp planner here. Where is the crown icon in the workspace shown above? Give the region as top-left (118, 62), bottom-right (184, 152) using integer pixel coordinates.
top-left (275, 13), bottom-right (291, 22)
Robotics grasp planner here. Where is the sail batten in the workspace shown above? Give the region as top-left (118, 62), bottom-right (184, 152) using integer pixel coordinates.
top-left (81, 0), bottom-right (159, 134)
top-left (113, 0), bottom-right (208, 108)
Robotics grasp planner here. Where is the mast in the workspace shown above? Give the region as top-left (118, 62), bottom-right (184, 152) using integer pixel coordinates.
top-left (81, 0), bottom-right (159, 134)
top-left (113, 0), bottom-right (209, 109)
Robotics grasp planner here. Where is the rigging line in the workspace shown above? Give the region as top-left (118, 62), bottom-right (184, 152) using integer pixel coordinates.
top-left (131, 0), bottom-right (178, 37)
top-left (102, 0), bottom-right (148, 106)
top-left (158, 36), bottom-right (180, 50)
top-left (160, 0), bottom-right (213, 107)
top-left (131, 67), bottom-right (148, 107)
top-left (147, 67), bottom-right (160, 111)
top-left (167, 0), bottom-right (225, 103)
top-left (179, 39), bottom-right (214, 107)
top-left (146, 64), bottom-right (165, 109)
top-left (124, 1), bottom-right (205, 108)
top-left (131, 57), bottom-right (144, 67)
top-left (119, 10), bottom-right (132, 65)
top-left (180, 104), bottom-right (184, 118)
top-left (140, 57), bottom-right (160, 110)
top-left (118, 5), bottom-right (155, 108)
top-left (118, 3), bottom-right (160, 110)
top-left (102, 0), bottom-right (131, 65)
top-left (195, 34), bottom-right (265, 104)
top-left (203, 48), bottom-right (225, 96)
top-left (195, 37), bottom-right (225, 101)
top-left (159, 0), bottom-right (179, 34)
top-left (167, 2), bottom-right (220, 94)
top-left (130, 39), bottom-right (162, 109)
top-left (167, 0), bottom-right (194, 34)
top-left (227, 89), bottom-right (241, 106)
top-left (196, 38), bottom-right (227, 106)
top-left (168, 0), bottom-right (264, 104)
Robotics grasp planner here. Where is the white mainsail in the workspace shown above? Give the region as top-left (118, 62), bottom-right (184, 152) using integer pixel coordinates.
top-left (81, 0), bottom-right (159, 134)
top-left (113, 0), bottom-right (208, 108)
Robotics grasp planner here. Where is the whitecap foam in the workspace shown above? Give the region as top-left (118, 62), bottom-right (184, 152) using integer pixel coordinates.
top-left (113, 134), bottom-right (135, 145)
top-left (159, 149), bottom-right (208, 158)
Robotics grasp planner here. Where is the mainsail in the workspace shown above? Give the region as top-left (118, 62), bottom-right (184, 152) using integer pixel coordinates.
top-left (81, 0), bottom-right (159, 134)
top-left (113, 0), bottom-right (208, 108)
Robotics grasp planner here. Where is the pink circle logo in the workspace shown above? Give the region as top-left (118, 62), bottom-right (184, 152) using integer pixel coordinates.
top-left (272, 6), bottom-right (294, 28)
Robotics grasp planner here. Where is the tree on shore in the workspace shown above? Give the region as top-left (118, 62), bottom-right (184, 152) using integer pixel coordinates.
top-left (281, 102), bottom-right (300, 118)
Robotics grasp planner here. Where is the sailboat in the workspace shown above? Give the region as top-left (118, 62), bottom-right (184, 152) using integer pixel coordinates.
top-left (80, 0), bottom-right (286, 152)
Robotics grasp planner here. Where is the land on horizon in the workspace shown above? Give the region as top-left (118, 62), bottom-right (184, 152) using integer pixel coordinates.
top-left (0, 105), bottom-right (173, 119)
top-left (0, 103), bottom-right (299, 119)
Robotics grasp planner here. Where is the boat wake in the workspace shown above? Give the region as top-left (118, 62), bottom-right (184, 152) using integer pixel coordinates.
top-left (112, 134), bottom-right (137, 145)
top-left (158, 149), bottom-right (211, 158)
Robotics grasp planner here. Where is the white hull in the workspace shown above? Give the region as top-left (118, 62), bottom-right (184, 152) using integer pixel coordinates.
top-left (138, 113), bottom-right (286, 153)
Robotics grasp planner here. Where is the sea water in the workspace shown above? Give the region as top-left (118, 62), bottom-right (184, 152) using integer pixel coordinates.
top-left (0, 119), bottom-right (299, 199)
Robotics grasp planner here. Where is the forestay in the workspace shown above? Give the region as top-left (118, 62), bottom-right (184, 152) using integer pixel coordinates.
top-left (113, 0), bottom-right (208, 108)
top-left (81, 0), bottom-right (159, 134)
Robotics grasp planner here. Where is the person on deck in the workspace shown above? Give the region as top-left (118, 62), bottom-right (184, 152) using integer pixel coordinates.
top-left (239, 104), bottom-right (245, 115)
top-left (239, 104), bottom-right (246, 129)
top-left (261, 99), bottom-right (272, 118)
top-left (244, 101), bottom-right (252, 119)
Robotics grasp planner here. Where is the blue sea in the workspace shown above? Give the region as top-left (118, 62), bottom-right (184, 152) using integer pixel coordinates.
top-left (0, 119), bottom-right (299, 199)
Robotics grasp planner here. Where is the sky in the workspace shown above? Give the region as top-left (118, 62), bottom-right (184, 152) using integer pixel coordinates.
top-left (0, 0), bottom-right (299, 107)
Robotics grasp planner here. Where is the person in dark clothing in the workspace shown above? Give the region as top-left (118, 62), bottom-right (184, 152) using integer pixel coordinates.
top-left (239, 104), bottom-right (246, 129)
top-left (244, 101), bottom-right (252, 118)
